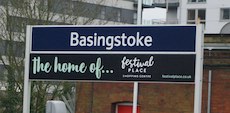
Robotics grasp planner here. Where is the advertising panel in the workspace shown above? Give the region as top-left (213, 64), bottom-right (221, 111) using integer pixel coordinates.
top-left (29, 54), bottom-right (195, 82)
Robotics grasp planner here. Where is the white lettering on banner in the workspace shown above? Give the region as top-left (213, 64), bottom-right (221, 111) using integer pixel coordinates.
top-left (70, 32), bottom-right (153, 50)
top-left (121, 56), bottom-right (154, 73)
top-left (31, 56), bottom-right (110, 79)
top-left (121, 56), bottom-right (154, 69)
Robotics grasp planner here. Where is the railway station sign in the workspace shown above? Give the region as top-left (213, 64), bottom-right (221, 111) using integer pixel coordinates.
top-left (26, 25), bottom-right (200, 83)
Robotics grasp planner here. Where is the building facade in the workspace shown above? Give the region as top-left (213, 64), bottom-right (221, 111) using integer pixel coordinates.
top-left (151, 0), bottom-right (230, 34)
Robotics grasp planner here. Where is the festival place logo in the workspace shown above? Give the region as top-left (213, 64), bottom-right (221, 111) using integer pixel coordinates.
top-left (121, 56), bottom-right (154, 79)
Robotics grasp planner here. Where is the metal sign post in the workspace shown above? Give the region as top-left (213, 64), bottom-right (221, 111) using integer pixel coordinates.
top-left (194, 25), bottom-right (204, 113)
top-left (133, 0), bottom-right (142, 113)
top-left (23, 26), bottom-right (32, 113)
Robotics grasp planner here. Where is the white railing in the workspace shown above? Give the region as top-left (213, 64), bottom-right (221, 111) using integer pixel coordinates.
top-left (165, 19), bottom-right (178, 24)
top-left (142, 19), bottom-right (166, 25)
top-left (142, 19), bottom-right (178, 25)
top-left (153, 0), bottom-right (179, 4)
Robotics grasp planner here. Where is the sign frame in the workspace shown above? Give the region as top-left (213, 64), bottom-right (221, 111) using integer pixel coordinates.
top-left (23, 25), bottom-right (204, 113)
top-left (28, 25), bottom-right (198, 83)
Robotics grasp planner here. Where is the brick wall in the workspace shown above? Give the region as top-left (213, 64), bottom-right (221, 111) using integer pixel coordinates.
top-left (138, 83), bottom-right (194, 113)
top-left (75, 83), bottom-right (195, 113)
top-left (75, 82), bottom-right (134, 113)
top-left (207, 69), bottom-right (230, 113)
top-left (75, 68), bottom-right (230, 113)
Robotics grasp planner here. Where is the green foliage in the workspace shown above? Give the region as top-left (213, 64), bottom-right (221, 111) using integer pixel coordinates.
top-left (0, 0), bottom-right (86, 112)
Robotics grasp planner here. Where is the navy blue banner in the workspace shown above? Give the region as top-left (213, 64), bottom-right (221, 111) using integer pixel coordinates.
top-left (29, 54), bottom-right (195, 82)
top-left (31, 26), bottom-right (196, 52)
